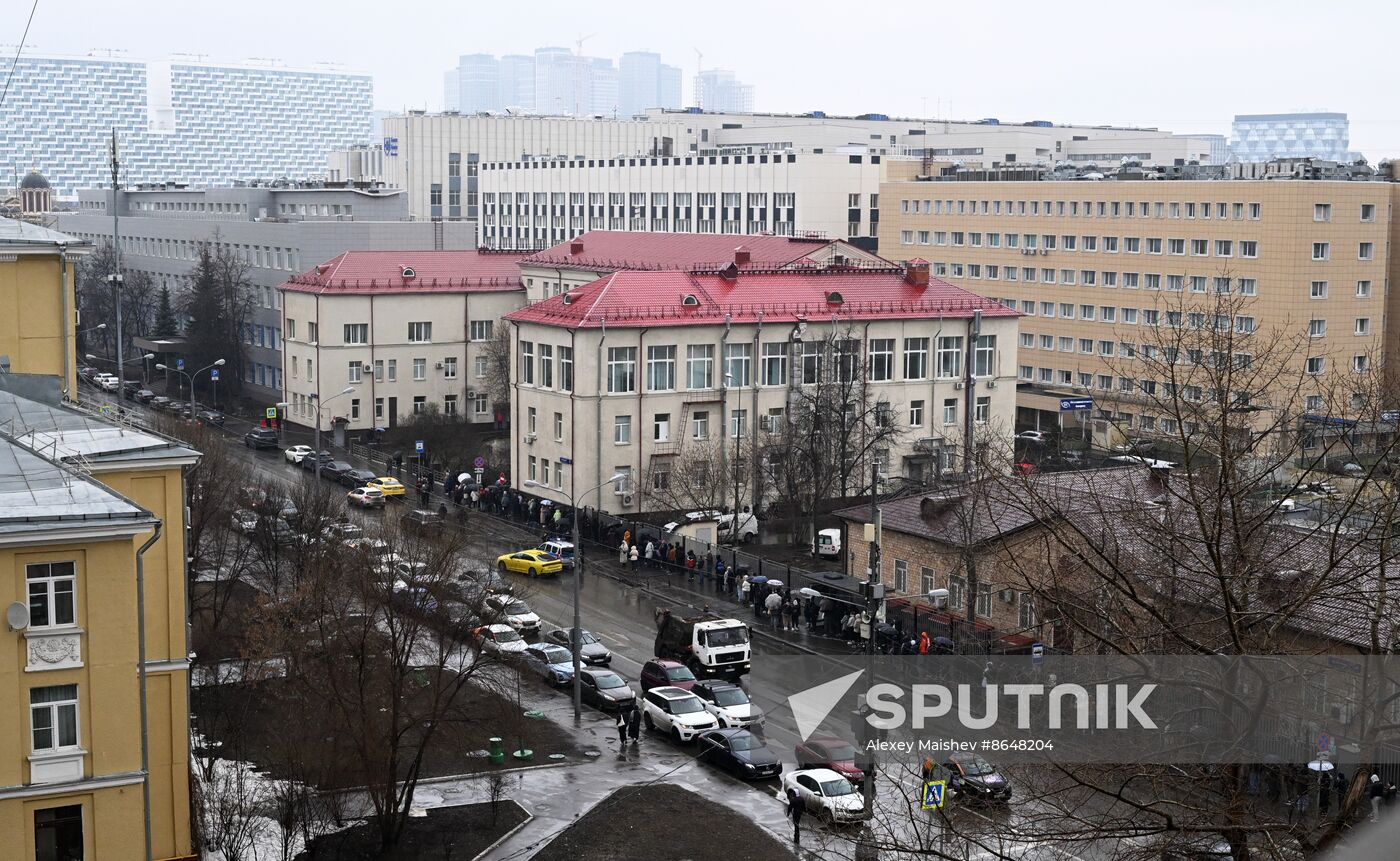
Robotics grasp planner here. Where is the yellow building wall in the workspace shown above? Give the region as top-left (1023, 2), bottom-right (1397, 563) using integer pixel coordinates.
top-left (0, 254), bottom-right (77, 395)
top-left (3, 787), bottom-right (147, 861)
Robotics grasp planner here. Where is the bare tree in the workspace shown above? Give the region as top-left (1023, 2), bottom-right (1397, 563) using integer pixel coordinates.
top-left (645, 434), bottom-right (755, 515)
top-left (480, 324), bottom-right (512, 418)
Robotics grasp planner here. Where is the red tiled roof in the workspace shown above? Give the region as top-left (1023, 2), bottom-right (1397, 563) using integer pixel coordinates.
top-left (518, 231), bottom-right (872, 273)
top-left (281, 250), bottom-right (526, 295)
top-left (504, 267), bottom-right (1018, 329)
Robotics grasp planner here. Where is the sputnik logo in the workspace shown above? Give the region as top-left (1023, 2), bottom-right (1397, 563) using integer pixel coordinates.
top-left (787, 669), bottom-right (865, 742)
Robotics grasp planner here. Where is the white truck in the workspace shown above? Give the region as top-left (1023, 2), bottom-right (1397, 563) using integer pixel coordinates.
top-left (654, 608), bottom-right (752, 679)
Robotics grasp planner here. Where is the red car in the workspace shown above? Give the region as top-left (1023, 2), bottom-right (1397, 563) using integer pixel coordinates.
top-left (639, 658), bottom-right (697, 693)
top-left (1012, 461), bottom-right (1038, 476)
top-left (794, 736), bottom-right (866, 785)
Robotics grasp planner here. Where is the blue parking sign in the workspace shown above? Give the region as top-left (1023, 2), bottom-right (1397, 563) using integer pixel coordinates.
top-left (415, 439), bottom-right (424, 454)
top-left (210, 369), bottom-right (219, 381)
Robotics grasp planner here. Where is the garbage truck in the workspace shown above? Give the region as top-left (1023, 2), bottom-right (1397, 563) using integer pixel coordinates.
top-left (654, 608), bottom-right (751, 679)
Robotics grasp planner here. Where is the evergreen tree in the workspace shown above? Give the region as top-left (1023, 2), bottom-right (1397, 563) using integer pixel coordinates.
top-left (153, 284), bottom-right (178, 337)
top-left (182, 242), bottom-right (252, 398)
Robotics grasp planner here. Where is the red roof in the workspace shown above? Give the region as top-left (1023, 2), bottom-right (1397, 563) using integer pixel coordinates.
top-left (281, 250), bottom-right (526, 295)
top-left (504, 267), bottom-right (1018, 329)
top-left (519, 231), bottom-right (873, 273)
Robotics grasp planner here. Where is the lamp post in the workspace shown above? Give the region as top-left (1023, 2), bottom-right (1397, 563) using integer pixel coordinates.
top-left (156, 359), bottom-right (224, 419)
top-left (309, 387), bottom-right (356, 481)
top-left (524, 471), bottom-right (627, 723)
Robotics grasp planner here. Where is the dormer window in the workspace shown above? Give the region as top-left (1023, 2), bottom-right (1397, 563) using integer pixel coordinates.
top-left (682, 294), bottom-right (700, 307)
top-left (401, 266), bottom-right (416, 279)
top-left (826, 291), bottom-right (844, 305)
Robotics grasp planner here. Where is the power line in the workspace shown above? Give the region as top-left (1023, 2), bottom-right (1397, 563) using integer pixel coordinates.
top-left (0, 0), bottom-right (40, 111)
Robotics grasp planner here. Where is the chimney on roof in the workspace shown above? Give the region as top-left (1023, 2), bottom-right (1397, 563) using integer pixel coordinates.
top-left (570, 238), bottom-right (584, 255)
top-left (904, 258), bottom-right (930, 288)
top-left (734, 245), bottom-right (751, 266)
top-left (720, 261), bottom-right (739, 282)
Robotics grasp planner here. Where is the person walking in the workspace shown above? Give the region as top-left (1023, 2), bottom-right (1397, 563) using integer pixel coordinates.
top-left (630, 544), bottom-right (639, 572)
top-left (645, 540), bottom-right (656, 568)
top-left (1371, 773), bottom-right (1386, 822)
top-left (786, 784), bottom-right (805, 844)
top-left (627, 703), bottom-right (642, 742)
top-left (739, 574), bottom-right (751, 603)
top-left (619, 539), bottom-right (629, 565)
top-left (765, 589), bottom-right (783, 630)
top-left (919, 631), bottom-right (931, 655)
top-left (1318, 771), bottom-right (1332, 817)
top-left (615, 708), bottom-right (629, 746)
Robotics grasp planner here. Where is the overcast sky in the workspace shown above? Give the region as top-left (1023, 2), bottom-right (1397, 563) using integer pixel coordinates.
top-left (15, 0), bottom-right (1398, 158)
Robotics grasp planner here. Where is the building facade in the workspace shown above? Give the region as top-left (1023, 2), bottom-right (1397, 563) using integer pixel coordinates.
top-left (0, 54), bottom-right (372, 196)
top-left (878, 164), bottom-right (1400, 440)
top-left (57, 185), bottom-right (474, 404)
top-left (0, 219), bottom-right (89, 396)
top-left (1230, 112), bottom-right (1355, 163)
top-left (279, 250), bottom-right (526, 430)
top-left (479, 150), bottom-right (898, 249)
top-left (504, 261), bottom-right (1019, 515)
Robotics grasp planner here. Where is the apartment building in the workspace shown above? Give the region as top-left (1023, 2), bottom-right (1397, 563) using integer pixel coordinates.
top-left (58, 184), bottom-right (474, 403)
top-left (480, 150), bottom-right (897, 250)
top-left (503, 260), bottom-right (1019, 515)
top-left (279, 250), bottom-right (526, 430)
top-left (0, 219), bottom-right (90, 396)
top-left (879, 163), bottom-right (1399, 440)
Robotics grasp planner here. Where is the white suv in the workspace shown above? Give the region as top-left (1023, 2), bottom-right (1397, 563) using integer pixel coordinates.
top-left (641, 686), bottom-right (718, 743)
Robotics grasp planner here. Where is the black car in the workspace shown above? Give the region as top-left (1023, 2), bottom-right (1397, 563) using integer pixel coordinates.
top-left (196, 409), bottom-right (226, 426)
top-left (135, 389), bottom-right (155, 404)
top-left (121, 381), bottom-right (142, 400)
top-left (578, 668), bottom-right (635, 711)
top-left (340, 467), bottom-right (379, 488)
top-left (149, 396), bottom-right (171, 411)
top-left (243, 427), bottom-right (280, 449)
top-left (943, 753), bottom-right (1012, 802)
top-left (696, 728), bottom-right (782, 780)
top-left (299, 451), bottom-right (335, 471)
top-left (544, 628), bottom-right (612, 665)
top-left (401, 508), bottom-right (444, 535)
top-left (320, 460), bottom-right (354, 481)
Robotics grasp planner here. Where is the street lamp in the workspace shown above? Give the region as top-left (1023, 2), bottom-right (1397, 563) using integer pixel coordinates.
top-left (155, 359), bottom-right (224, 418)
top-left (524, 471), bottom-right (627, 723)
top-left (309, 387), bottom-right (356, 481)
top-left (77, 322), bottom-right (107, 337)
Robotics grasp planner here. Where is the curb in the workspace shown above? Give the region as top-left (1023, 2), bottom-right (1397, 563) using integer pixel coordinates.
top-left (471, 800), bottom-right (535, 861)
top-left (414, 759), bottom-right (574, 788)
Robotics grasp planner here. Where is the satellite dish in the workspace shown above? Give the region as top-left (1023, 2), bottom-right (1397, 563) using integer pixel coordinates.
top-left (6, 602), bottom-right (29, 631)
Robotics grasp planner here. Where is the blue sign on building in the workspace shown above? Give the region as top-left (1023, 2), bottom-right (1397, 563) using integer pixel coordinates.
top-left (1059, 397), bottom-right (1093, 412)
top-left (383, 136), bottom-right (399, 156)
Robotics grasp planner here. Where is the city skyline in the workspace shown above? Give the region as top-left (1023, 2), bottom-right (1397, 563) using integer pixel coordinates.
top-left (7, 0), bottom-right (1396, 160)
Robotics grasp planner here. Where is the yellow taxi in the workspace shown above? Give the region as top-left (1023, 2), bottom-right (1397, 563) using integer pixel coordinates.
top-left (496, 548), bottom-right (564, 577)
top-left (367, 477), bottom-right (405, 498)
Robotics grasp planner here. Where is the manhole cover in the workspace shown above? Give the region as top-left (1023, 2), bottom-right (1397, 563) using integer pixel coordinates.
top-left (548, 753), bottom-right (567, 760)
top-left (583, 750), bottom-right (602, 758)
top-left (466, 749), bottom-right (489, 758)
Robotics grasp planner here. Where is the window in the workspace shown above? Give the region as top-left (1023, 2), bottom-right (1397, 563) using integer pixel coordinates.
top-left (34, 805), bottom-right (85, 861)
top-left (443, 356), bottom-right (457, 379)
top-left (948, 574), bottom-right (965, 614)
top-left (943, 399), bottom-right (957, 425)
top-left (976, 583), bottom-right (992, 618)
top-left (1315, 203), bottom-right (1332, 222)
top-left (1215, 240), bottom-right (1232, 257)
top-left (412, 358), bottom-right (426, 381)
top-left (1019, 593), bottom-right (1036, 628)
top-left (408, 321), bottom-right (432, 343)
top-left (469, 320), bottom-right (493, 341)
top-left (386, 359), bottom-right (396, 382)
top-left (519, 341), bottom-right (534, 385)
top-left (904, 338), bottom-right (929, 379)
top-left (1146, 238), bottom-right (1162, 254)
top-left (974, 396), bottom-right (990, 423)
top-left (974, 335), bottom-right (996, 377)
top-left (347, 362), bottom-right (362, 384)
top-left (761, 342), bottom-right (787, 385)
top-left (653, 413), bottom-right (671, 442)
top-left (27, 562), bottom-right (75, 628)
top-left (936, 337), bottom-right (962, 378)
top-left (30, 685), bottom-right (79, 752)
top-left (554, 412), bottom-right (564, 441)
top-left (538, 344), bottom-right (553, 388)
top-left (1357, 280), bottom-right (1372, 298)
top-left (801, 342), bottom-right (821, 384)
top-left (608, 347), bottom-right (638, 393)
top-left (343, 323), bottom-right (368, 344)
top-left (1354, 355), bottom-right (1370, 373)
top-left (730, 408), bottom-right (747, 438)
top-left (1313, 242), bottom-right (1329, 261)
top-left (306, 321), bottom-right (318, 343)
top-left (1308, 319), bottom-right (1327, 338)
top-left (412, 395), bottom-right (426, 414)
top-left (1306, 357), bottom-right (1325, 375)
top-left (1237, 278), bottom-right (1257, 296)
top-left (909, 400), bottom-right (924, 426)
top-left (893, 560), bottom-right (908, 593)
top-left (870, 339), bottom-right (894, 382)
top-left (1191, 239), bottom-right (1208, 256)
top-left (1168, 238), bottom-right (1185, 255)
top-left (1362, 203), bottom-right (1377, 222)
top-left (1239, 240), bottom-right (1257, 258)
top-left (646, 345), bottom-right (676, 391)
top-left (473, 356), bottom-right (486, 379)
top-left (614, 415), bottom-right (632, 444)
top-left (1356, 318), bottom-right (1371, 336)
top-left (724, 343), bottom-right (753, 387)
top-left (692, 410), bottom-right (709, 440)
top-left (1359, 242), bottom-right (1374, 261)
top-left (559, 346), bottom-right (573, 392)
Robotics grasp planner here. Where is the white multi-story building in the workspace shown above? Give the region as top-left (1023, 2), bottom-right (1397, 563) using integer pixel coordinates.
top-left (1230, 112), bottom-right (1356, 163)
top-left (694, 70), bottom-right (755, 113)
top-left (479, 150), bottom-right (899, 249)
top-left (279, 250), bottom-right (526, 430)
top-left (504, 260), bottom-right (1019, 514)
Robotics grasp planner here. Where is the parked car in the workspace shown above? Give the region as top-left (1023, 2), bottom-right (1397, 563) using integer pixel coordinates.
top-left (134, 389), bottom-right (155, 404)
top-left (402, 508), bottom-right (444, 535)
top-left (168, 401), bottom-right (191, 416)
top-left (639, 658), bottom-right (697, 693)
top-left (300, 452), bottom-right (335, 472)
top-left (543, 628), bottom-right (611, 665)
top-left (521, 643), bottom-right (575, 686)
top-left (94, 373), bottom-right (120, 391)
top-left (78, 365), bottom-right (99, 382)
top-left (121, 381), bottom-right (142, 400)
top-left (320, 460), bottom-right (354, 481)
top-left (149, 396), bottom-right (171, 411)
top-left (195, 409), bottom-right (225, 426)
top-left (794, 736), bottom-right (866, 786)
top-left (816, 528), bottom-right (842, 559)
top-left (1012, 461), bottom-right (1038, 476)
top-left (283, 445), bottom-right (315, 464)
top-left (537, 539), bottom-right (575, 569)
top-left (231, 509), bottom-right (260, 534)
top-left (578, 668), bottom-right (635, 711)
top-left (243, 427), bottom-right (280, 449)
top-left (471, 623), bottom-right (528, 656)
top-left (1016, 429), bottom-right (1048, 443)
top-left (691, 680), bottom-right (763, 728)
top-left (497, 549), bottom-right (563, 577)
top-left (340, 467), bottom-right (379, 489)
top-left (486, 594), bottom-right (541, 634)
top-left (942, 753), bottom-right (1012, 802)
top-left (320, 520), bottom-right (363, 541)
top-left (346, 487), bottom-right (385, 509)
top-left (390, 578), bottom-right (438, 613)
top-left (367, 476), bottom-right (405, 497)
top-left (696, 728), bottom-right (781, 779)
top-left (780, 769), bottom-right (865, 825)
top-left (641, 686), bottom-right (719, 742)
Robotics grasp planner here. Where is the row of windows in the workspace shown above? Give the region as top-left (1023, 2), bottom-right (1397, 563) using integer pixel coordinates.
top-left (899, 230), bottom-right (1265, 258)
top-left (897, 197), bottom-right (1379, 223)
top-left (73, 232), bottom-right (304, 272)
top-left (286, 320), bottom-right (495, 346)
top-left (484, 219), bottom-right (802, 242)
top-left (879, 559), bottom-right (1028, 623)
top-left (288, 391), bottom-right (490, 422)
top-left (129, 199), bottom-right (250, 214)
top-left (25, 562), bottom-right (79, 755)
top-left (481, 151), bottom-right (819, 172)
top-left (483, 191), bottom-right (800, 208)
top-left (243, 361), bottom-right (280, 390)
top-left (1017, 354), bottom-right (1371, 393)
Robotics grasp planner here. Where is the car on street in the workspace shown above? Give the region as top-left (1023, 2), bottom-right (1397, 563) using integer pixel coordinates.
top-left (231, 509), bottom-right (260, 534)
top-left (537, 539), bottom-right (575, 569)
top-left (382, 559), bottom-right (429, 581)
top-left (794, 737), bottom-right (866, 786)
top-left (1110, 455), bottom-right (1178, 470)
top-left (320, 520), bottom-right (363, 542)
top-left (121, 381), bottom-right (142, 400)
top-left (472, 623), bottom-right (528, 656)
top-left (544, 628), bottom-right (611, 665)
top-left (78, 366), bottom-right (99, 382)
top-left (639, 658), bottom-right (697, 693)
top-left (347, 486), bottom-right (386, 509)
top-left (457, 567), bottom-right (512, 596)
top-left (300, 452), bottom-right (335, 472)
top-left (244, 427), bottom-right (280, 449)
top-left (257, 497), bottom-right (299, 526)
top-left (521, 643), bottom-right (575, 686)
top-left (486, 594), bottom-right (541, 634)
top-left (942, 753), bottom-right (1012, 802)
top-left (1016, 429), bottom-right (1048, 443)
top-left (134, 389), bottom-right (155, 404)
top-left (340, 467), bottom-right (379, 488)
top-left (283, 445), bottom-right (315, 464)
top-left (168, 401), bottom-right (191, 416)
top-left (816, 527), bottom-right (842, 559)
top-left (1012, 461), bottom-right (1038, 476)
top-left (691, 680), bottom-right (764, 728)
top-left (94, 373), bottom-right (120, 391)
top-left (497, 549), bottom-right (563, 577)
top-left (781, 769), bottom-right (865, 825)
top-left (641, 686), bottom-right (719, 742)
top-left (368, 477), bottom-right (405, 497)
top-left (320, 460), bottom-right (354, 481)
top-left (390, 578), bottom-right (438, 613)
top-left (696, 728), bottom-right (781, 780)
top-left (578, 668), bottom-right (635, 711)
top-left (149, 395), bottom-right (171, 411)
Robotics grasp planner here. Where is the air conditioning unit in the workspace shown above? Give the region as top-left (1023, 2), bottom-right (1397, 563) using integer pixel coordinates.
top-left (953, 381), bottom-right (965, 390)
top-left (1039, 248), bottom-right (1049, 256)
top-left (999, 589), bottom-right (1017, 603)
top-left (362, 363), bottom-right (373, 373)
top-left (621, 494), bottom-right (634, 506)
top-left (467, 390), bottom-right (477, 398)
top-left (524, 433), bottom-right (537, 444)
top-left (986, 380), bottom-right (997, 389)
top-left (435, 361), bottom-right (444, 369)
top-left (759, 415), bottom-right (775, 432)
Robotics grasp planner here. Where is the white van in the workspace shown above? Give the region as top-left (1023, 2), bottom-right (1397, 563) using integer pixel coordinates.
top-left (715, 512), bottom-right (758, 544)
top-left (816, 528), bottom-right (842, 559)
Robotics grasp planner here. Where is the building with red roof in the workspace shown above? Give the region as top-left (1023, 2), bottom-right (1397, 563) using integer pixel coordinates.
top-left (504, 258), bottom-right (1020, 516)
top-left (280, 249), bottom-right (526, 431)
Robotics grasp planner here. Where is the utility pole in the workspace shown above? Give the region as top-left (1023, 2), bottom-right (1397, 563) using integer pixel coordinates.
top-left (109, 128), bottom-right (126, 397)
top-left (861, 460), bottom-right (882, 819)
top-left (962, 309), bottom-right (980, 629)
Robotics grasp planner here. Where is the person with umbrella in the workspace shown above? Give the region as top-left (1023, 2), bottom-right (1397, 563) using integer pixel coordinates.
top-left (764, 587), bottom-right (783, 630)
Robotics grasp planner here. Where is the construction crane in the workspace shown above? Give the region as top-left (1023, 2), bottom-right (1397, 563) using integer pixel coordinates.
top-left (575, 33), bottom-right (597, 57)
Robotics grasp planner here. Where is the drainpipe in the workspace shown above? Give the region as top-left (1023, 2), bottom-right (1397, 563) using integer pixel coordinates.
top-left (634, 327), bottom-right (649, 511)
top-left (719, 315), bottom-right (732, 508)
top-left (595, 322), bottom-right (607, 510)
top-left (59, 243), bottom-right (72, 399)
top-left (749, 314), bottom-right (763, 513)
top-left (136, 520), bottom-right (164, 861)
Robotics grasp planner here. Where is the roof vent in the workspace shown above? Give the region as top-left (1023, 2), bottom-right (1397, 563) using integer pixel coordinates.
top-left (401, 266), bottom-right (416, 279)
top-left (682, 294), bottom-right (701, 307)
top-left (904, 258), bottom-right (930, 288)
top-left (826, 291), bottom-right (844, 305)
top-left (734, 245), bottom-right (751, 266)
top-left (562, 292), bottom-right (574, 305)
top-left (314, 265), bottom-right (325, 276)
top-left (569, 238), bottom-right (584, 255)
top-left (720, 262), bottom-right (739, 282)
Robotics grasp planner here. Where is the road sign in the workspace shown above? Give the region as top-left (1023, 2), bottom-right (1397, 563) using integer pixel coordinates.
top-left (415, 439), bottom-right (425, 454)
top-left (210, 369), bottom-right (219, 381)
top-left (1031, 642), bottom-right (1044, 665)
top-left (474, 456), bottom-right (486, 468)
top-left (265, 407), bottom-right (277, 419)
top-left (176, 358), bottom-right (185, 370)
top-left (559, 456), bottom-right (573, 465)
top-left (1059, 397), bottom-right (1093, 412)
top-left (921, 780), bottom-right (946, 810)
top-left (1317, 731), bottom-right (1333, 753)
